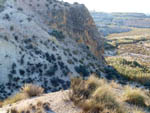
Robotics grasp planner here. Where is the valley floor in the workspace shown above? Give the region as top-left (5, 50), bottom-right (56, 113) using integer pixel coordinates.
top-left (105, 27), bottom-right (150, 86)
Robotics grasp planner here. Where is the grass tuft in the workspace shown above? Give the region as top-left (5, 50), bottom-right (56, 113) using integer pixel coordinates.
top-left (2, 84), bottom-right (44, 106)
top-left (3, 93), bottom-right (28, 106)
top-left (123, 86), bottom-right (149, 107)
top-left (69, 75), bottom-right (124, 113)
top-left (21, 84), bottom-right (44, 97)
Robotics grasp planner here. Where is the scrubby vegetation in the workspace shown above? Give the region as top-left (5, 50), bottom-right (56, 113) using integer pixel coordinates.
top-left (103, 26), bottom-right (150, 86)
top-left (105, 28), bottom-right (150, 49)
top-left (123, 86), bottom-right (149, 107)
top-left (106, 57), bottom-right (150, 85)
top-left (69, 75), bottom-right (124, 113)
top-left (2, 92), bottom-right (28, 106)
top-left (2, 84), bottom-right (44, 106)
top-left (91, 13), bottom-right (150, 112)
top-left (50, 30), bottom-right (65, 40)
top-left (0, 0), bottom-right (5, 6)
top-left (74, 65), bottom-right (90, 77)
top-left (21, 84), bottom-right (44, 97)
top-left (69, 75), bottom-right (150, 113)
top-left (103, 28), bottom-right (150, 56)
top-left (1, 75), bottom-right (150, 112)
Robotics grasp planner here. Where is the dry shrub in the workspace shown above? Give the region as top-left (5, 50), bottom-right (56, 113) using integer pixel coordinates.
top-left (69, 75), bottom-right (124, 113)
top-left (82, 86), bottom-right (123, 113)
top-left (9, 108), bottom-right (19, 113)
top-left (69, 76), bottom-right (88, 104)
top-left (69, 75), bottom-right (105, 104)
top-left (21, 84), bottom-right (44, 97)
top-left (2, 84), bottom-right (44, 106)
top-left (131, 108), bottom-right (146, 113)
top-left (106, 57), bottom-right (150, 85)
top-left (3, 92), bottom-right (28, 106)
top-left (110, 80), bottom-right (121, 89)
top-left (123, 86), bottom-right (149, 107)
top-left (0, 101), bottom-right (3, 107)
top-left (85, 75), bottom-right (105, 93)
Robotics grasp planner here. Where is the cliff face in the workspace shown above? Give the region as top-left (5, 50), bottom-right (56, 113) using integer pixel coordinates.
top-left (58, 4), bottom-right (104, 60)
top-left (6, 0), bottom-right (104, 60)
top-left (65, 5), bottom-right (104, 60)
top-left (0, 0), bottom-right (105, 99)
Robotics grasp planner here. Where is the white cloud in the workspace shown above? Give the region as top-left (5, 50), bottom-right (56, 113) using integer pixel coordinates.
top-left (62, 0), bottom-right (150, 13)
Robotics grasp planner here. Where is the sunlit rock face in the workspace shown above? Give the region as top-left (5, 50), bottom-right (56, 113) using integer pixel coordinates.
top-left (6, 0), bottom-right (104, 60)
top-left (0, 0), bottom-right (105, 99)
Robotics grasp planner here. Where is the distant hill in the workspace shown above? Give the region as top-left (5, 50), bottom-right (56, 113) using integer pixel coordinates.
top-left (91, 12), bottom-right (150, 36)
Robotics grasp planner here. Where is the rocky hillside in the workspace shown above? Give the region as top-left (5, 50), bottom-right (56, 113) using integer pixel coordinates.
top-left (0, 0), bottom-right (104, 100)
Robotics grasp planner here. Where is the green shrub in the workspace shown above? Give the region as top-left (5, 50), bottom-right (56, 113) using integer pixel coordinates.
top-left (106, 57), bottom-right (150, 85)
top-left (50, 30), bottom-right (65, 40)
top-left (0, 0), bottom-right (5, 6)
top-left (74, 65), bottom-right (89, 77)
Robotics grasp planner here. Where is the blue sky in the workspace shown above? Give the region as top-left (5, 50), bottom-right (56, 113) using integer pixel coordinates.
top-left (63, 0), bottom-right (150, 13)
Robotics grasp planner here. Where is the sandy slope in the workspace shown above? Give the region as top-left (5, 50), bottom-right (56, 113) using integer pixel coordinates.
top-left (0, 90), bottom-right (81, 113)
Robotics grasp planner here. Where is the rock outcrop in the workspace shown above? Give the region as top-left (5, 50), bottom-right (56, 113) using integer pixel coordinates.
top-left (0, 0), bottom-right (105, 99)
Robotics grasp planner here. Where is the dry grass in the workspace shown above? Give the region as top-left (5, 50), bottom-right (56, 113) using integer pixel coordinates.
top-left (105, 28), bottom-right (150, 56)
top-left (8, 109), bottom-right (17, 113)
top-left (106, 57), bottom-right (150, 85)
top-left (110, 80), bottom-right (121, 89)
top-left (123, 86), bottom-right (149, 107)
top-left (3, 93), bottom-right (28, 106)
top-left (2, 84), bottom-right (44, 106)
top-left (69, 76), bottom-right (88, 105)
top-left (131, 107), bottom-right (146, 113)
top-left (83, 86), bottom-right (123, 113)
top-left (21, 84), bottom-right (44, 97)
top-left (69, 75), bottom-right (150, 112)
top-left (107, 28), bottom-right (150, 38)
top-left (69, 75), bottom-right (124, 113)
top-left (0, 101), bottom-right (2, 108)
top-left (117, 43), bottom-right (150, 56)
